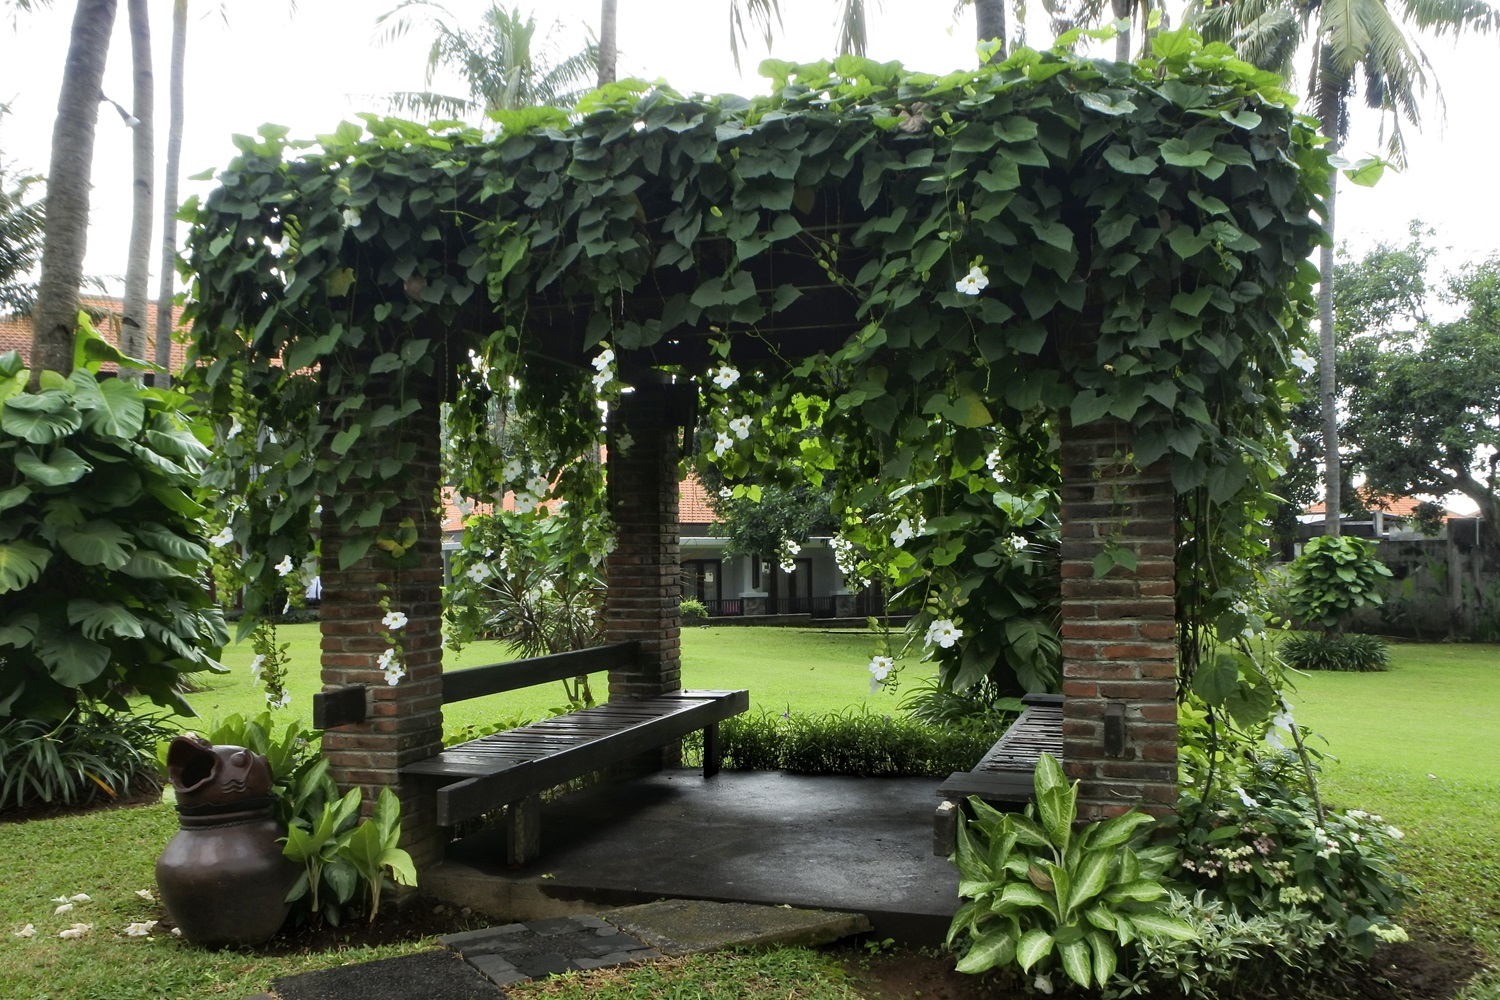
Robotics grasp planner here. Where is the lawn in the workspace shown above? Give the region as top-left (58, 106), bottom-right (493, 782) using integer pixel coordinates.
top-left (172, 623), bottom-right (923, 734)
top-left (6, 634), bottom-right (1494, 1000)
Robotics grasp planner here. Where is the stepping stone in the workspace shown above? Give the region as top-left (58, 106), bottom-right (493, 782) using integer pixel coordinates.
top-left (602, 899), bottom-right (872, 956)
top-left (270, 950), bottom-right (503, 1000)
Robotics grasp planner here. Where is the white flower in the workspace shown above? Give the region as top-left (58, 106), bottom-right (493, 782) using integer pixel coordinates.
top-left (57, 923), bottom-right (92, 940)
top-left (514, 492), bottom-right (538, 514)
top-left (891, 518), bottom-right (915, 548)
top-left (728, 415), bottom-right (753, 439)
top-left (711, 365), bottom-right (740, 390)
top-left (1271, 708), bottom-right (1294, 731)
top-left (784, 540), bottom-right (801, 556)
top-left (12, 924), bottom-right (35, 938)
top-left (481, 120), bottom-right (503, 144)
top-left (134, 890), bottom-right (155, 902)
top-left (955, 265), bottom-right (990, 296)
top-left (714, 432), bottom-right (734, 457)
top-left (1233, 785), bottom-right (1259, 809)
top-left (718, 486), bottom-right (734, 499)
top-left (592, 369), bottom-right (613, 392)
top-left (381, 610), bottom-right (408, 631)
top-left (53, 903), bottom-right (74, 916)
top-left (270, 235), bottom-right (290, 259)
top-left (208, 527), bottom-right (235, 548)
top-left (266, 689), bottom-right (291, 710)
top-left (592, 348), bottom-right (615, 371)
top-left (226, 415), bottom-right (242, 440)
top-left (1033, 972), bottom-right (1054, 995)
top-left (1006, 534), bottom-right (1028, 553)
top-left (383, 658), bottom-right (406, 686)
top-left (924, 619), bottom-right (963, 649)
top-left (274, 555), bottom-right (295, 577)
top-left (342, 207), bottom-right (362, 229)
top-left (465, 562), bottom-right (492, 584)
top-left (123, 920), bottom-right (157, 938)
top-left (1265, 728), bottom-right (1285, 751)
top-left (615, 431), bottom-right (634, 454)
top-left (378, 647), bottom-right (397, 669)
top-left (526, 474), bottom-right (550, 499)
top-left (249, 654), bottom-right (266, 683)
top-left (1289, 347), bottom-right (1316, 375)
top-left (868, 656), bottom-right (894, 682)
top-left (985, 448), bottom-right (1003, 470)
top-left (1283, 429), bottom-right (1301, 458)
top-left (501, 457), bottom-right (524, 482)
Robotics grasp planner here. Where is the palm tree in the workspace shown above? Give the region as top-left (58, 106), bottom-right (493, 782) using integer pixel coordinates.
top-left (120, 0), bottom-right (153, 370)
top-left (31, 0), bottom-right (120, 380)
top-left (152, 0), bottom-right (187, 377)
top-left (0, 105), bottom-right (46, 317)
top-left (1194, 0), bottom-right (1500, 534)
top-left (377, 2), bottom-right (599, 117)
top-left (1036, 0), bottom-right (1163, 61)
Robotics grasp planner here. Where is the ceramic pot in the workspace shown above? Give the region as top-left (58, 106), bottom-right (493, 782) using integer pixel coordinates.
top-left (155, 735), bottom-right (299, 947)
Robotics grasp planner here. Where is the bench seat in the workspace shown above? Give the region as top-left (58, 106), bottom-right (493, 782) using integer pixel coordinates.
top-left (932, 693), bottom-right (1063, 855)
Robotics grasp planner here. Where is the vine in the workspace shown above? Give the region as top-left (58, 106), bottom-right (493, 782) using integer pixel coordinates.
top-left (183, 29), bottom-right (1329, 702)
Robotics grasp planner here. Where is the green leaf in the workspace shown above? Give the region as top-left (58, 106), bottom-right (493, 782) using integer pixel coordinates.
top-left (2, 392), bottom-right (83, 444)
top-left (955, 929), bottom-right (1017, 974)
top-left (1015, 928), bottom-right (1054, 972)
top-left (83, 377), bottom-right (148, 438)
top-left (68, 599), bottom-right (146, 640)
top-left (1000, 882), bottom-right (1054, 913)
top-left (1102, 145), bottom-right (1156, 175)
top-left (0, 484), bottom-right (31, 513)
top-left (1127, 910), bottom-right (1197, 941)
top-left (1058, 938), bottom-right (1092, 988)
top-left (118, 550), bottom-right (189, 580)
top-left (1171, 287), bottom-right (1214, 317)
top-left (1088, 930), bottom-right (1117, 985)
top-left (1067, 849), bottom-right (1112, 913)
top-left (1087, 810), bottom-right (1154, 850)
top-left (35, 630), bottom-right (112, 686)
top-left (57, 521), bottom-right (136, 569)
top-left (1069, 389), bottom-right (1110, 425)
top-left (0, 539), bottom-right (51, 593)
top-left (15, 446), bottom-right (91, 487)
top-left (1219, 109), bottom-right (1262, 130)
top-left (944, 393), bottom-right (994, 428)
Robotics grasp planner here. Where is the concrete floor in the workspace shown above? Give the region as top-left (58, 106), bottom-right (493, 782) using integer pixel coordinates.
top-left (424, 770), bottom-right (960, 944)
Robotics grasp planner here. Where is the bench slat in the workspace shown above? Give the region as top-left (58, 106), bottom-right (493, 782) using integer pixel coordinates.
top-left (442, 641), bottom-right (641, 704)
top-left (410, 690), bottom-right (748, 827)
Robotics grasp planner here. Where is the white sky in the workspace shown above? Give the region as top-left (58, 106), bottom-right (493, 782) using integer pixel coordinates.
top-left (1, 0), bottom-right (1498, 296)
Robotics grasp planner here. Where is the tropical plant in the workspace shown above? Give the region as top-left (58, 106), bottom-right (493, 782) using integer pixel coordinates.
top-left (679, 598), bottom-right (708, 624)
top-left (1279, 630), bottom-right (1390, 672)
top-left (0, 105), bottom-right (45, 317)
top-left (0, 709), bottom-right (170, 811)
top-left (946, 754), bottom-right (1194, 989)
top-left (1284, 535), bottom-right (1392, 630)
top-left (1192, 0), bottom-right (1500, 537)
top-left (377, 1), bottom-right (599, 118)
top-left (0, 324), bottom-right (227, 720)
top-left (29, 0), bottom-right (120, 379)
top-left (336, 787), bottom-right (417, 924)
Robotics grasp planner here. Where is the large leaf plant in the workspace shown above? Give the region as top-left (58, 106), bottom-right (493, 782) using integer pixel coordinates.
top-left (0, 318), bottom-right (227, 720)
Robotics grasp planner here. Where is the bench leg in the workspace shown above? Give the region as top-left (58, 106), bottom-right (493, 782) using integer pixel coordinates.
top-left (505, 794), bottom-right (541, 866)
top-left (933, 799), bottom-right (959, 857)
top-left (702, 723), bottom-right (721, 778)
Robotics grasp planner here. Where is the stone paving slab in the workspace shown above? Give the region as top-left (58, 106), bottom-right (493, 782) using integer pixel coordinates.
top-left (441, 913), bottom-right (660, 987)
top-left (602, 899), bottom-right (872, 956)
top-left (269, 950), bottom-right (504, 1000)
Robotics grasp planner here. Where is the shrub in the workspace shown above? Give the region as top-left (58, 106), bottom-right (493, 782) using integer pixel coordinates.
top-left (899, 674), bottom-right (1022, 729)
top-left (1174, 763), bottom-right (1411, 965)
top-left (0, 710), bottom-right (171, 812)
top-left (1279, 631), bottom-right (1390, 672)
top-left (1285, 535), bottom-right (1393, 630)
top-left (680, 598), bottom-right (709, 624)
top-left (697, 708), bottom-right (991, 776)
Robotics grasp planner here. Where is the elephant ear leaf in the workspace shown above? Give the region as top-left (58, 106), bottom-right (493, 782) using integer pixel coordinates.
top-left (57, 521), bottom-right (135, 569)
top-left (68, 599), bottom-right (146, 640)
top-left (85, 377), bottom-right (148, 439)
top-left (0, 540), bottom-right (51, 593)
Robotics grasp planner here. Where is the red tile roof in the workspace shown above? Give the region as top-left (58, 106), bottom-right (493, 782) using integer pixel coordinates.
top-left (680, 474), bottom-right (717, 524)
top-left (1306, 491), bottom-right (1455, 520)
top-left (0, 296), bottom-right (190, 372)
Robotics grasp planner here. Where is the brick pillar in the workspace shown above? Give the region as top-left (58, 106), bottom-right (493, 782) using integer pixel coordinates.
top-left (604, 383), bottom-right (684, 705)
top-left (319, 393), bottom-right (445, 869)
top-left (1058, 418), bottom-right (1178, 820)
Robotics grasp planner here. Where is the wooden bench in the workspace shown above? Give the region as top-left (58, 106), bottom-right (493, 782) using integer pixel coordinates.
top-left (313, 640), bottom-right (748, 864)
top-left (931, 693), bottom-right (1063, 855)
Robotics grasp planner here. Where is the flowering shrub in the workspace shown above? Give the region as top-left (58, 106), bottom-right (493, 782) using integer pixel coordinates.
top-left (1175, 764), bottom-right (1411, 963)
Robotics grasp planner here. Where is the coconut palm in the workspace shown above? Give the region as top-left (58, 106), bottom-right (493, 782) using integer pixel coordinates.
top-left (152, 0), bottom-right (187, 377)
top-left (377, 2), bottom-right (600, 117)
top-left (120, 0), bottom-right (153, 370)
top-left (0, 123), bottom-right (46, 317)
top-left (1194, 0), bottom-right (1500, 533)
top-left (31, 0), bottom-right (120, 380)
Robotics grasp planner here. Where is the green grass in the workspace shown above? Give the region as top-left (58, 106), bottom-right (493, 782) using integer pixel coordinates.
top-left (1289, 641), bottom-right (1500, 961)
top-left (16, 632), bottom-right (1492, 999)
top-left (171, 623), bottom-right (921, 734)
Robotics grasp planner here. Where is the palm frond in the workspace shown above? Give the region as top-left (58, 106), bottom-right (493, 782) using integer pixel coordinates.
top-left (1401, 0), bottom-right (1500, 34)
top-left (836, 0), bottom-right (878, 56)
top-left (729, 0), bottom-right (782, 70)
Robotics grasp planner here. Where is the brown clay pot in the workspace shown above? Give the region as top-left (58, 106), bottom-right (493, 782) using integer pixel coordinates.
top-left (155, 735), bottom-right (299, 947)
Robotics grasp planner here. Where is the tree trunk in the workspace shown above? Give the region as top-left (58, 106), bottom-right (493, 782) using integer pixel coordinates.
top-left (1112, 0), bottom-right (1133, 62)
top-left (121, 0), bottom-right (154, 374)
top-left (1320, 154), bottom-right (1341, 536)
top-left (974, 0), bottom-right (1004, 61)
top-left (153, 0), bottom-right (186, 383)
top-left (31, 0), bottom-right (120, 380)
top-left (597, 0), bottom-right (617, 86)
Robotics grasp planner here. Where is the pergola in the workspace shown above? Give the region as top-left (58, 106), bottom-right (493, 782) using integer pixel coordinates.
top-left (184, 40), bottom-right (1328, 866)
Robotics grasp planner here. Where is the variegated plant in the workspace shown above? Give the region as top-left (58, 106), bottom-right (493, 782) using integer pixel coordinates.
top-left (946, 753), bottom-right (1194, 990)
